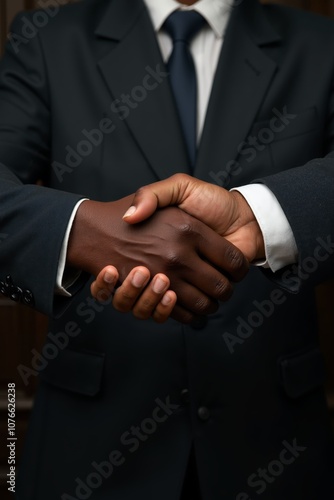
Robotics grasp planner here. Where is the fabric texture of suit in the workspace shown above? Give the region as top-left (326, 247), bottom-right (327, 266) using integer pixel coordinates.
top-left (1, 0), bottom-right (334, 498)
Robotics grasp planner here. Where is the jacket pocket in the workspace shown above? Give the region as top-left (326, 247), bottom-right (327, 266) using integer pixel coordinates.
top-left (39, 348), bottom-right (105, 397)
top-left (278, 346), bottom-right (326, 399)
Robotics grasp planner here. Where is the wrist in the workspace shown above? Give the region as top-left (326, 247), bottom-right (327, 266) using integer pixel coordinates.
top-left (229, 191), bottom-right (265, 262)
top-left (67, 195), bottom-right (135, 277)
top-left (67, 199), bottom-right (103, 275)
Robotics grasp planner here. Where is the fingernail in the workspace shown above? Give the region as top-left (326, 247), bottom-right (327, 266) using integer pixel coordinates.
top-left (123, 206), bottom-right (136, 219)
top-left (153, 277), bottom-right (168, 294)
top-left (132, 271), bottom-right (148, 288)
top-left (104, 272), bottom-right (115, 284)
top-left (162, 293), bottom-right (172, 306)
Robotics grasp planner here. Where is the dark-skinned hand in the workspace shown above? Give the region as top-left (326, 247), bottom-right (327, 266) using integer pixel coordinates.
top-left (68, 194), bottom-right (249, 324)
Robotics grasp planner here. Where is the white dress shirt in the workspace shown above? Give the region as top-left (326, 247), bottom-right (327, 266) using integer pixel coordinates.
top-left (56, 0), bottom-right (298, 295)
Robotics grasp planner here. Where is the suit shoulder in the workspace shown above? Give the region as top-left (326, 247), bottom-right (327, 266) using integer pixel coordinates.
top-left (9, 0), bottom-right (106, 36)
top-left (263, 3), bottom-right (334, 41)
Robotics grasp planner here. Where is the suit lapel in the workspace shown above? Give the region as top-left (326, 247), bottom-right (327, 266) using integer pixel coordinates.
top-left (195, 0), bottom-right (281, 182)
top-left (95, 0), bottom-right (190, 180)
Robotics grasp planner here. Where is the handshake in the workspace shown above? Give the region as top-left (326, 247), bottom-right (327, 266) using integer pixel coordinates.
top-left (68, 174), bottom-right (265, 324)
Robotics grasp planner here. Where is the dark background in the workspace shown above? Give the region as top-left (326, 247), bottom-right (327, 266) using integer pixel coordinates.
top-left (0, 0), bottom-right (334, 498)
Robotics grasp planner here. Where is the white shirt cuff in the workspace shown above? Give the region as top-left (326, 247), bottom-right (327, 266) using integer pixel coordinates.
top-left (231, 184), bottom-right (298, 272)
top-left (55, 199), bottom-right (89, 297)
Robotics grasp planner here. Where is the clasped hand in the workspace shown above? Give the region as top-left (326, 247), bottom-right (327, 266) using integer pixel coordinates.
top-left (83, 174), bottom-right (264, 323)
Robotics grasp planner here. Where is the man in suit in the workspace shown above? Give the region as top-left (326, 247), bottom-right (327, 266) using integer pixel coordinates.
top-left (1, 0), bottom-right (334, 499)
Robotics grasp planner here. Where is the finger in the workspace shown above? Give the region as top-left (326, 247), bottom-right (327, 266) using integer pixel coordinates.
top-left (131, 274), bottom-right (172, 320)
top-left (197, 229), bottom-right (249, 283)
top-left (122, 174), bottom-right (193, 224)
top-left (151, 291), bottom-right (177, 323)
top-left (91, 265), bottom-right (119, 302)
top-left (184, 259), bottom-right (234, 304)
top-left (112, 266), bottom-right (151, 313)
top-left (171, 279), bottom-right (219, 316)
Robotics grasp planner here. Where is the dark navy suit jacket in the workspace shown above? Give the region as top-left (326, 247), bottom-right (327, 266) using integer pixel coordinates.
top-left (0, 0), bottom-right (334, 498)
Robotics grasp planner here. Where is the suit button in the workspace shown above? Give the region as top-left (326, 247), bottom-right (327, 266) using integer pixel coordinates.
top-left (0, 280), bottom-right (7, 296)
top-left (11, 286), bottom-right (22, 302)
top-left (180, 389), bottom-right (190, 404)
top-left (1, 275), bottom-right (13, 297)
top-left (190, 317), bottom-right (208, 330)
top-left (197, 406), bottom-right (210, 421)
top-left (23, 290), bottom-right (34, 306)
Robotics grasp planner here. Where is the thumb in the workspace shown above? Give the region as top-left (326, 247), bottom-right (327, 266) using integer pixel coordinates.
top-left (122, 188), bottom-right (159, 224)
top-left (122, 174), bottom-right (189, 224)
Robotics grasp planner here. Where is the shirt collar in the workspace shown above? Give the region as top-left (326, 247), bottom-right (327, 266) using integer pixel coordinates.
top-left (143, 0), bottom-right (233, 39)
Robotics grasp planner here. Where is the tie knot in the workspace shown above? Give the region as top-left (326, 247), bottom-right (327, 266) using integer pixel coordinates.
top-left (164, 11), bottom-right (205, 45)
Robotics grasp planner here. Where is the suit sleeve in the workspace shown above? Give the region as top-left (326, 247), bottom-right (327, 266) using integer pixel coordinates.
top-left (254, 46), bottom-right (334, 293)
top-left (0, 12), bottom-right (86, 316)
top-left (258, 156), bottom-right (334, 292)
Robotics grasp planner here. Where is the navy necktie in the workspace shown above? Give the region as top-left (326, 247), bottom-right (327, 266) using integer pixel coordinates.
top-left (164, 11), bottom-right (205, 169)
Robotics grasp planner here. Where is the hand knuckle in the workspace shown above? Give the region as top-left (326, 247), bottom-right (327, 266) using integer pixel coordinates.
top-left (135, 186), bottom-right (148, 197)
top-left (140, 297), bottom-right (155, 310)
top-left (173, 173), bottom-right (188, 183)
top-left (164, 251), bottom-right (182, 268)
top-left (214, 278), bottom-right (233, 300)
top-left (224, 246), bottom-right (246, 272)
top-left (194, 296), bottom-right (212, 314)
top-left (178, 223), bottom-right (193, 235)
top-left (113, 291), bottom-right (134, 312)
